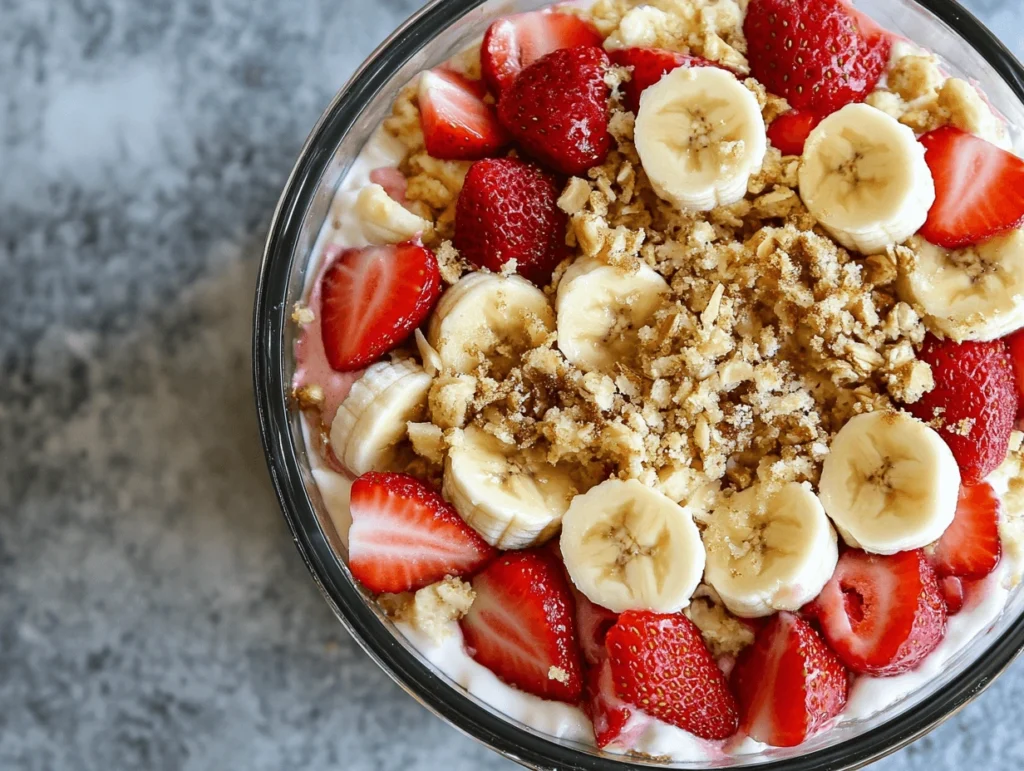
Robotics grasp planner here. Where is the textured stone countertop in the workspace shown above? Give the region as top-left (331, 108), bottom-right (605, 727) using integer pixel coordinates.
top-left (2, 1), bottom-right (1024, 769)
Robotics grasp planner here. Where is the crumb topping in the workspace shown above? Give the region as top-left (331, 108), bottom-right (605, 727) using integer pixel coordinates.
top-left (379, 575), bottom-right (476, 643)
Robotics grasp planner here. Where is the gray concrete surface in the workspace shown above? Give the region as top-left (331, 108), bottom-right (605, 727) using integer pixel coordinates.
top-left (1, 0), bottom-right (1022, 768)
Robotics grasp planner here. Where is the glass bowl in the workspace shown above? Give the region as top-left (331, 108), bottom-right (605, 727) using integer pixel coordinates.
top-left (253, 1), bottom-right (1024, 767)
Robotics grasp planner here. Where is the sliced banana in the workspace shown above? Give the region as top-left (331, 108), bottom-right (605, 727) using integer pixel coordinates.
top-left (427, 272), bottom-right (555, 376)
top-left (355, 183), bottom-right (433, 245)
top-left (898, 230), bottom-right (1024, 341)
top-left (556, 258), bottom-right (669, 372)
top-left (330, 359), bottom-right (432, 475)
top-left (703, 483), bottom-right (838, 618)
top-left (443, 425), bottom-right (577, 549)
top-left (560, 478), bottom-right (705, 613)
top-left (819, 410), bottom-right (961, 554)
top-left (799, 103), bottom-right (936, 255)
top-left (634, 66), bottom-right (767, 212)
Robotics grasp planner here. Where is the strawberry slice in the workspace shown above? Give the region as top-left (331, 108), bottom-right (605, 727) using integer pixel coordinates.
top-left (320, 243), bottom-right (441, 371)
top-left (348, 472), bottom-right (496, 594)
top-left (767, 109), bottom-right (823, 156)
top-left (454, 157), bottom-right (569, 285)
top-left (731, 612), bottom-right (849, 747)
top-left (585, 658), bottom-right (640, 749)
top-left (608, 48), bottom-right (722, 114)
top-left (804, 549), bottom-right (947, 676)
top-left (498, 45), bottom-right (612, 176)
top-left (606, 611), bottom-right (739, 740)
top-left (930, 482), bottom-right (1002, 579)
top-left (482, 11), bottom-right (603, 95)
top-left (460, 549), bottom-right (584, 703)
top-left (918, 127), bottom-right (1024, 248)
top-left (940, 576), bottom-right (965, 615)
top-left (906, 336), bottom-right (1018, 484)
top-left (571, 587), bottom-right (619, 666)
top-left (1007, 329), bottom-right (1024, 419)
top-left (418, 68), bottom-right (510, 161)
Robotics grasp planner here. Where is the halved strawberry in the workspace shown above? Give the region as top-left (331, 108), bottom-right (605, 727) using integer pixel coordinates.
top-left (1004, 329), bottom-right (1024, 419)
top-left (804, 549), bottom-right (947, 676)
top-left (731, 612), bottom-right (849, 747)
top-left (930, 482), bottom-right (1002, 579)
top-left (940, 576), bottom-right (964, 615)
top-left (606, 611), bottom-right (739, 740)
top-left (418, 69), bottom-right (510, 161)
top-left (767, 109), bottom-right (823, 156)
top-left (918, 127), bottom-right (1024, 248)
top-left (482, 10), bottom-right (603, 95)
top-left (571, 587), bottom-right (619, 666)
top-left (348, 472), bottom-right (496, 594)
top-left (584, 658), bottom-right (642, 749)
top-left (454, 157), bottom-right (569, 285)
top-left (320, 243), bottom-right (441, 371)
top-left (608, 48), bottom-right (721, 114)
top-left (460, 549), bottom-right (584, 703)
top-left (498, 45), bottom-right (612, 176)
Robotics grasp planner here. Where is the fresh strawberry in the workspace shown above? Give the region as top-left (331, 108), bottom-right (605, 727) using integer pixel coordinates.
top-left (418, 68), bottom-right (510, 161)
top-left (606, 611), bottom-right (739, 740)
top-left (930, 482), bottom-right (1002, 579)
top-left (744, 0), bottom-right (889, 113)
top-left (498, 45), bottom-right (612, 176)
top-left (906, 336), bottom-right (1018, 484)
top-left (940, 576), bottom-right (965, 615)
top-left (731, 612), bottom-right (849, 747)
top-left (482, 10), bottom-right (603, 95)
top-left (918, 127), bottom-right (1024, 248)
top-left (767, 109), bottom-right (823, 156)
top-left (585, 658), bottom-right (641, 749)
top-left (572, 587), bottom-right (619, 666)
top-left (607, 48), bottom-right (721, 114)
top-left (320, 243), bottom-right (441, 371)
top-left (460, 549), bottom-right (584, 703)
top-left (348, 472), bottom-right (496, 593)
top-left (804, 549), bottom-right (947, 676)
top-left (1006, 329), bottom-right (1024, 418)
top-left (453, 157), bottom-right (569, 285)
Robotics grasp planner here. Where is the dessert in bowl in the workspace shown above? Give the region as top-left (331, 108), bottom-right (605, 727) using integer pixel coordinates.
top-left (254, 0), bottom-right (1024, 766)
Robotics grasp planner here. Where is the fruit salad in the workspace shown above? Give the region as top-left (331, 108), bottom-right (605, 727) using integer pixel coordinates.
top-left (290, 0), bottom-right (1024, 760)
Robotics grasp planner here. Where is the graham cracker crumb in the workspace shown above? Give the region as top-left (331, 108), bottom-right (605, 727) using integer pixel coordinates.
top-left (548, 666), bottom-right (570, 684)
top-left (291, 303), bottom-right (315, 325)
top-left (379, 576), bottom-right (476, 644)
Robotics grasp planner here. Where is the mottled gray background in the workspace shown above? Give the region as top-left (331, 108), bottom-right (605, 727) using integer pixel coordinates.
top-left (1, 0), bottom-right (1022, 769)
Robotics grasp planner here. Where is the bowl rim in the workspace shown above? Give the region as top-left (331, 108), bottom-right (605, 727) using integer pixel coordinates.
top-left (253, 1), bottom-right (1024, 768)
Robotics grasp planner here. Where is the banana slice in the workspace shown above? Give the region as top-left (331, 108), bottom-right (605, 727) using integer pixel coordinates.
top-left (560, 478), bottom-right (705, 613)
top-left (799, 103), bottom-right (936, 255)
top-left (556, 258), bottom-right (669, 372)
top-left (427, 272), bottom-right (555, 375)
top-left (634, 66), bottom-right (767, 212)
top-left (443, 425), bottom-right (577, 549)
top-left (899, 230), bottom-right (1024, 341)
top-left (330, 360), bottom-right (432, 475)
top-left (355, 183), bottom-right (433, 245)
top-left (703, 483), bottom-right (838, 618)
top-left (819, 410), bottom-right (961, 554)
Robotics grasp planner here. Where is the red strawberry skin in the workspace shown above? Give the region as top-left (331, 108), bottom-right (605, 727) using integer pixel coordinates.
top-left (606, 611), bottom-right (739, 740)
top-left (767, 109), bottom-right (823, 156)
top-left (804, 549), bottom-right (947, 676)
top-left (744, 0), bottom-right (889, 113)
top-left (482, 11), bottom-right (603, 95)
top-left (498, 45), bottom-right (612, 176)
top-left (940, 576), bottom-right (965, 615)
top-left (1007, 329), bottom-right (1024, 419)
top-left (573, 589), bottom-right (619, 666)
top-left (348, 473), bottom-right (496, 594)
top-left (460, 549), bottom-right (584, 703)
top-left (930, 482), bottom-right (1002, 579)
top-left (454, 157), bottom-right (569, 285)
top-left (418, 69), bottom-right (510, 161)
top-left (585, 658), bottom-right (638, 749)
top-left (320, 243), bottom-right (441, 371)
top-left (906, 336), bottom-right (1018, 484)
top-left (732, 612), bottom-right (849, 747)
top-left (919, 127), bottom-right (1024, 248)
top-left (608, 48), bottom-right (721, 114)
